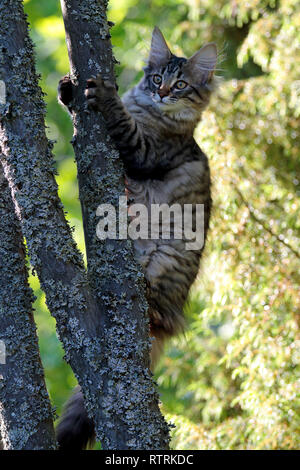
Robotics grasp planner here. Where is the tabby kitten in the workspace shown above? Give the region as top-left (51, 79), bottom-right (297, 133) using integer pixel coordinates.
top-left (57, 27), bottom-right (217, 449)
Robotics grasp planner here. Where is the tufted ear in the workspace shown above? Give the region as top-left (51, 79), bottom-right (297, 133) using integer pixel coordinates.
top-left (148, 26), bottom-right (172, 66)
top-left (185, 43), bottom-right (217, 82)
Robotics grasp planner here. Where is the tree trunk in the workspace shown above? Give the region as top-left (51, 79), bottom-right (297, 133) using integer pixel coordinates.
top-left (60, 0), bottom-right (170, 449)
top-left (0, 0), bottom-right (106, 447)
top-left (0, 163), bottom-right (56, 450)
top-left (0, 0), bottom-right (170, 450)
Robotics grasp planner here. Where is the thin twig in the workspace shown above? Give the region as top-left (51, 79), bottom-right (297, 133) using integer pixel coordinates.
top-left (235, 186), bottom-right (300, 259)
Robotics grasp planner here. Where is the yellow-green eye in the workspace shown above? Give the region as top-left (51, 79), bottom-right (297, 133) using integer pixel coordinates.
top-left (153, 74), bottom-right (162, 85)
top-left (175, 80), bottom-right (188, 90)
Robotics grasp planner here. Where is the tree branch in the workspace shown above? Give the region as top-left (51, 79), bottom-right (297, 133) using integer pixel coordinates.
top-left (0, 0), bottom-right (169, 450)
top-left (60, 0), bottom-right (170, 449)
top-left (0, 163), bottom-right (56, 449)
top-left (235, 186), bottom-right (300, 259)
top-left (0, 0), bottom-right (110, 446)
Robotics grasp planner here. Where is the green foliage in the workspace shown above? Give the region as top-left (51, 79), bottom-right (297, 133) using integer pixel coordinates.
top-left (23, 0), bottom-right (299, 449)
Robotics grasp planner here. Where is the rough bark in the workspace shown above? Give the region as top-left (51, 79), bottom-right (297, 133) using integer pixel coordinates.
top-left (0, 164), bottom-right (56, 449)
top-left (0, 0), bottom-right (107, 448)
top-left (0, 0), bottom-right (169, 450)
top-left (60, 0), bottom-right (170, 449)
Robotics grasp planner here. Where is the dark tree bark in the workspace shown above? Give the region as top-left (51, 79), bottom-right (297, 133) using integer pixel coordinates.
top-left (59, 0), bottom-right (170, 449)
top-left (0, 0), bottom-right (170, 450)
top-left (0, 0), bottom-right (105, 448)
top-left (0, 163), bottom-right (56, 450)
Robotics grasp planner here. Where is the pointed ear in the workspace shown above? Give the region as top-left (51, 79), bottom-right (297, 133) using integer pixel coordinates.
top-left (185, 43), bottom-right (217, 82)
top-left (148, 26), bottom-right (171, 66)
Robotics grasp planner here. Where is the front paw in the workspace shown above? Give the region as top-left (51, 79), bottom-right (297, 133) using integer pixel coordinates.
top-left (85, 74), bottom-right (117, 110)
top-left (58, 75), bottom-right (73, 107)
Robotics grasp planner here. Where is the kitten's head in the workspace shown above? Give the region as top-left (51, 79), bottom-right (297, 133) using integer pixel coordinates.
top-left (143, 27), bottom-right (218, 122)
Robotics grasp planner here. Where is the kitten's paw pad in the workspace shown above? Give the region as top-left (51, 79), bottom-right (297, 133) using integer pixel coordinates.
top-left (85, 74), bottom-right (116, 109)
top-left (58, 75), bottom-right (73, 106)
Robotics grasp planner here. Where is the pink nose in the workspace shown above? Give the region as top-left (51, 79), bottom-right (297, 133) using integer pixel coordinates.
top-left (158, 87), bottom-right (169, 99)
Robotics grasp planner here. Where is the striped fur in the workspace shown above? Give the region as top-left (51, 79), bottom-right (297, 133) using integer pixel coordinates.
top-left (57, 27), bottom-right (217, 449)
top-left (85, 27), bottom-right (217, 361)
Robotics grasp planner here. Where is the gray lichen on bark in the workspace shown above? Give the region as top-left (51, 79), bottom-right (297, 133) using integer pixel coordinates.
top-left (0, 0), bottom-right (106, 448)
top-left (0, 0), bottom-right (170, 450)
top-left (60, 0), bottom-right (170, 449)
top-left (0, 164), bottom-right (56, 450)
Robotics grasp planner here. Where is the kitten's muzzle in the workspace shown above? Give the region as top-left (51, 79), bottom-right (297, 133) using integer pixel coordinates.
top-left (157, 86), bottom-right (170, 99)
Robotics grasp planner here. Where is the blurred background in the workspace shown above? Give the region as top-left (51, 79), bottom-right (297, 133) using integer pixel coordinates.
top-left (23, 0), bottom-right (299, 449)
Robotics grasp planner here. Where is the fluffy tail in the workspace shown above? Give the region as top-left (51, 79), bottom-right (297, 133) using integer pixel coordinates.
top-left (56, 336), bottom-right (164, 449)
top-left (56, 386), bottom-right (95, 450)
